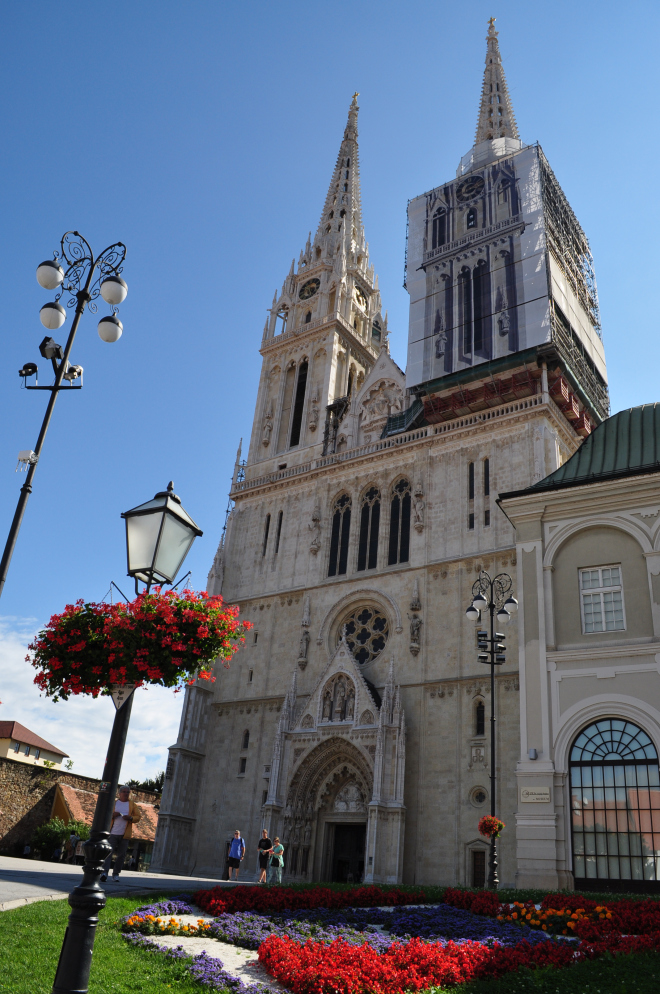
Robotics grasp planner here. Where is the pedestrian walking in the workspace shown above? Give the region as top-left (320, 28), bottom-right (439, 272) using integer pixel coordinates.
top-left (227, 829), bottom-right (245, 880)
top-left (257, 829), bottom-right (272, 884)
top-left (100, 786), bottom-right (143, 883)
top-left (268, 837), bottom-right (284, 884)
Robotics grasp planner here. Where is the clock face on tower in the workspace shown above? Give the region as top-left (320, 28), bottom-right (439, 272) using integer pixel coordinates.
top-left (455, 176), bottom-right (485, 203)
top-left (299, 278), bottom-right (320, 300)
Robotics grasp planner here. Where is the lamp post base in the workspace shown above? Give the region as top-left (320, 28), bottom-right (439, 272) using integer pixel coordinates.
top-left (487, 837), bottom-right (499, 891)
top-left (51, 691), bottom-right (134, 994)
top-left (51, 835), bottom-right (111, 994)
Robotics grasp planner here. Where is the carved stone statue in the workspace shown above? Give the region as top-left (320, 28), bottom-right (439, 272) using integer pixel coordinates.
top-left (298, 629), bottom-right (310, 662)
top-left (413, 485), bottom-right (425, 533)
top-left (262, 407), bottom-right (273, 446)
top-left (334, 680), bottom-right (346, 720)
top-left (309, 397), bottom-right (320, 432)
top-left (435, 330), bottom-right (447, 357)
top-left (498, 310), bottom-right (511, 335)
top-left (408, 613), bottom-right (422, 656)
top-left (322, 690), bottom-right (332, 721)
top-left (309, 503), bottom-right (321, 555)
top-left (345, 688), bottom-right (355, 720)
top-left (303, 822), bottom-right (312, 846)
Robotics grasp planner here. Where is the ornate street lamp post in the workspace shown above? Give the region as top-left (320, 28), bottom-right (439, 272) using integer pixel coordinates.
top-left (0, 232), bottom-right (127, 602)
top-left (465, 571), bottom-right (518, 889)
top-left (51, 484), bottom-right (202, 994)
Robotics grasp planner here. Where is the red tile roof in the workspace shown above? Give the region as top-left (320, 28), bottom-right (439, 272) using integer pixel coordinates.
top-left (0, 721), bottom-right (68, 757)
top-left (57, 784), bottom-right (158, 842)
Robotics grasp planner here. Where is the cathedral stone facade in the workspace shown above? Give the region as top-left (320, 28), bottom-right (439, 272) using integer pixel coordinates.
top-left (152, 23), bottom-right (608, 888)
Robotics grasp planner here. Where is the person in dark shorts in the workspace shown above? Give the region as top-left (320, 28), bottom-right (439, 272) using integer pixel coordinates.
top-left (257, 829), bottom-right (272, 884)
top-left (227, 829), bottom-right (245, 880)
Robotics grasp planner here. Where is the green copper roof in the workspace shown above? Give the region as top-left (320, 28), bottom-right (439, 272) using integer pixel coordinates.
top-left (504, 404), bottom-right (660, 497)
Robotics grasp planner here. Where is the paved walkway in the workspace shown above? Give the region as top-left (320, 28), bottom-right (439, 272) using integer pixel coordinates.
top-left (0, 855), bottom-right (238, 911)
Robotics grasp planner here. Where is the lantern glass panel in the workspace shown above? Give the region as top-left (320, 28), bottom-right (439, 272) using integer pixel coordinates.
top-left (153, 513), bottom-right (196, 582)
top-left (126, 512), bottom-right (163, 574)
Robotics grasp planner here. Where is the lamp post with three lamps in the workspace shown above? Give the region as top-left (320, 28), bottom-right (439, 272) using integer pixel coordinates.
top-left (0, 231), bottom-right (127, 602)
top-left (51, 483), bottom-right (202, 994)
top-left (465, 571), bottom-right (518, 890)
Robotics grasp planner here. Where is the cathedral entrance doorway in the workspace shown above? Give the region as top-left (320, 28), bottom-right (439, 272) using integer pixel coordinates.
top-left (331, 823), bottom-right (366, 882)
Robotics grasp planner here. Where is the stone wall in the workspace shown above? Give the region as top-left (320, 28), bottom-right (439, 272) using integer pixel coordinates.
top-left (0, 756), bottom-right (160, 854)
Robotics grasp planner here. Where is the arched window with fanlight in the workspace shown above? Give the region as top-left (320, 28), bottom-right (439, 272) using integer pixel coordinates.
top-left (328, 493), bottom-right (351, 577)
top-left (357, 486), bottom-right (380, 571)
top-left (570, 718), bottom-right (660, 885)
top-left (388, 479), bottom-right (411, 565)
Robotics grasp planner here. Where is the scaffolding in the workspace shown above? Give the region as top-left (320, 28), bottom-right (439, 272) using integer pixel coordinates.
top-left (538, 145), bottom-right (602, 335)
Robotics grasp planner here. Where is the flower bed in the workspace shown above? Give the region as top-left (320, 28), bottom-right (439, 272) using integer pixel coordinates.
top-left (122, 891), bottom-right (660, 993)
top-left (193, 885), bottom-right (426, 916)
top-left (123, 933), bottom-right (265, 994)
top-left (258, 932), bottom-right (660, 993)
top-left (444, 885), bottom-right (660, 939)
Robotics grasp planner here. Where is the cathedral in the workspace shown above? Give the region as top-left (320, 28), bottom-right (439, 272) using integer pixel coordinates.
top-left (152, 22), bottom-right (614, 889)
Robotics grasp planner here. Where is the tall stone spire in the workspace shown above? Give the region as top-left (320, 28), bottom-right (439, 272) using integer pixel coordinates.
top-left (314, 93), bottom-right (363, 254)
top-left (474, 18), bottom-right (519, 143)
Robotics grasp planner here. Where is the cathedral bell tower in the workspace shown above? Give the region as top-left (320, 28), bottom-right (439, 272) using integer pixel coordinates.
top-left (401, 19), bottom-right (608, 442)
top-left (248, 95), bottom-right (388, 470)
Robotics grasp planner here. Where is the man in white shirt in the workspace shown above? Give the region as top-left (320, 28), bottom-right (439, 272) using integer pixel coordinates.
top-left (100, 786), bottom-right (142, 883)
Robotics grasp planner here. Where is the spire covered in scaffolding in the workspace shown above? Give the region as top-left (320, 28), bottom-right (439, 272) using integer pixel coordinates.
top-left (474, 18), bottom-right (519, 144)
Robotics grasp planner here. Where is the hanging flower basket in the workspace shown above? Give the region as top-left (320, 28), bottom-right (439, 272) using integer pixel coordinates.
top-left (27, 588), bottom-right (252, 701)
top-left (478, 815), bottom-right (505, 839)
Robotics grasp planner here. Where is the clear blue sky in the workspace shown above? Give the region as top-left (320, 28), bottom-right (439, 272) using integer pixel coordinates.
top-left (0, 0), bottom-right (657, 778)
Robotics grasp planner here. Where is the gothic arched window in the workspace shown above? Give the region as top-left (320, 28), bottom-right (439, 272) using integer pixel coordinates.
top-left (473, 260), bottom-right (490, 355)
top-left (388, 478), bottom-right (411, 565)
top-left (305, 311), bottom-right (311, 324)
top-left (467, 208), bottom-right (477, 229)
top-left (357, 486), bottom-right (380, 571)
top-left (459, 267), bottom-right (472, 354)
top-left (262, 514), bottom-right (271, 556)
top-left (475, 702), bottom-right (485, 736)
top-left (432, 209), bottom-right (446, 249)
top-left (328, 493), bottom-right (351, 577)
top-left (241, 729), bottom-right (250, 750)
top-left (570, 718), bottom-right (660, 883)
top-left (288, 361), bottom-right (308, 448)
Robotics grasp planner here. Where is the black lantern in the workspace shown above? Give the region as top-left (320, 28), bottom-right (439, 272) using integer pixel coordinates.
top-left (121, 481), bottom-right (202, 589)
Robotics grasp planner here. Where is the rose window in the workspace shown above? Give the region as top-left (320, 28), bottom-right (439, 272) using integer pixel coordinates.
top-left (339, 606), bottom-right (389, 665)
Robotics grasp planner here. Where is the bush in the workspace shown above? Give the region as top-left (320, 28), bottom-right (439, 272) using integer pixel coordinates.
top-left (31, 817), bottom-right (90, 854)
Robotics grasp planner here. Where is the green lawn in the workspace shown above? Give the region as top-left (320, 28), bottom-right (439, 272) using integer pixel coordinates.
top-left (0, 894), bottom-right (201, 994)
top-left (0, 889), bottom-right (659, 994)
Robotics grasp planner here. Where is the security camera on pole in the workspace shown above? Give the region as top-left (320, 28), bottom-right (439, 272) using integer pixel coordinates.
top-left (0, 232), bottom-right (127, 601)
top-left (465, 572), bottom-right (518, 889)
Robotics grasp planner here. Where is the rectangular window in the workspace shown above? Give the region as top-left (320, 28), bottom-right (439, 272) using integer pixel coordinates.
top-left (468, 512), bottom-right (474, 530)
top-left (262, 790), bottom-right (268, 806)
top-left (13, 741), bottom-right (20, 753)
top-left (34, 749), bottom-right (40, 760)
top-left (484, 509), bottom-right (490, 527)
top-left (248, 669), bottom-right (253, 683)
top-left (238, 757), bottom-right (247, 775)
top-left (274, 511), bottom-right (283, 553)
top-left (24, 745), bottom-right (30, 757)
top-left (468, 462), bottom-right (475, 500)
top-left (483, 459), bottom-right (490, 496)
top-left (580, 565), bottom-right (626, 633)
